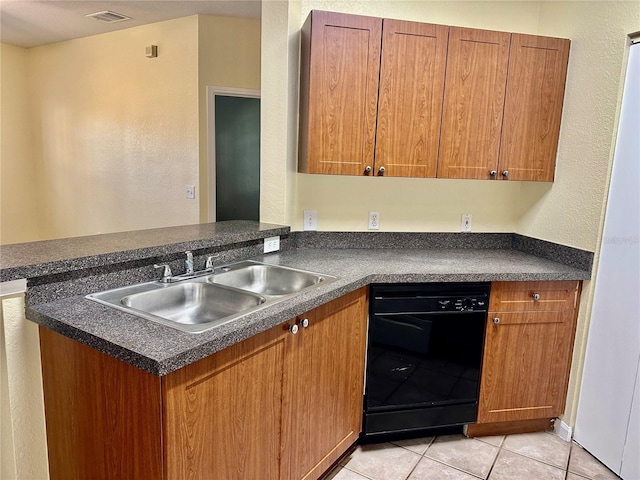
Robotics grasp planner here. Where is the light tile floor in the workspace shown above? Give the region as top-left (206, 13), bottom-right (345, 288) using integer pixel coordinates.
top-left (325, 431), bottom-right (621, 480)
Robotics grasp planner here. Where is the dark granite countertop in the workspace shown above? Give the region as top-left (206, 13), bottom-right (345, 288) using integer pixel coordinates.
top-left (26, 247), bottom-right (590, 376)
top-left (0, 221), bottom-right (289, 282)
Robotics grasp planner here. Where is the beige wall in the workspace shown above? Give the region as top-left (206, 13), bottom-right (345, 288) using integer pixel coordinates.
top-left (261, 0), bottom-right (302, 226)
top-left (0, 45), bottom-right (40, 244)
top-left (0, 14), bottom-right (261, 244)
top-left (24, 16), bottom-right (200, 242)
top-left (517, 1), bottom-right (639, 251)
top-left (198, 15), bottom-right (261, 221)
top-left (532, 1), bottom-right (640, 429)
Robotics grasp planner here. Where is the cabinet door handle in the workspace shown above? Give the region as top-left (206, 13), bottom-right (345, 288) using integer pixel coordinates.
top-left (364, 165), bottom-right (372, 174)
top-left (378, 166), bottom-right (385, 175)
top-left (300, 318), bottom-right (310, 328)
top-left (532, 293), bottom-right (541, 301)
top-left (289, 324), bottom-right (299, 335)
top-left (492, 317), bottom-right (500, 324)
top-left (502, 170), bottom-right (509, 178)
top-left (490, 170), bottom-right (497, 178)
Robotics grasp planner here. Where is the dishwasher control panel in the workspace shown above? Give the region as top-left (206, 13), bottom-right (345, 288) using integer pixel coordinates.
top-left (371, 283), bottom-right (491, 314)
top-left (442, 296), bottom-right (487, 312)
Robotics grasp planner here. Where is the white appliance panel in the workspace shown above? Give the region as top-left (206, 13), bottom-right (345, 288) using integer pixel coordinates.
top-left (574, 42), bottom-right (640, 478)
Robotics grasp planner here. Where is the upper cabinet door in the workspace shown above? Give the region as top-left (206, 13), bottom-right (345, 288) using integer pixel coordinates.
top-left (374, 20), bottom-right (449, 178)
top-left (499, 34), bottom-right (570, 182)
top-left (438, 27), bottom-right (511, 179)
top-left (299, 11), bottom-right (382, 175)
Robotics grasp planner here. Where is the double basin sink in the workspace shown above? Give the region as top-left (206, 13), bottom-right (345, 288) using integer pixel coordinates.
top-left (86, 261), bottom-right (337, 333)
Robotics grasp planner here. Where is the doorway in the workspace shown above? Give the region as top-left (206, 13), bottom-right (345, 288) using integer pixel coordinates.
top-left (207, 87), bottom-right (260, 222)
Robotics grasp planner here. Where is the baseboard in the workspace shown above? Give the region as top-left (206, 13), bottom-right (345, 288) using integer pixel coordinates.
top-left (554, 419), bottom-right (573, 442)
top-left (465, 418), bottom-right (554, 437)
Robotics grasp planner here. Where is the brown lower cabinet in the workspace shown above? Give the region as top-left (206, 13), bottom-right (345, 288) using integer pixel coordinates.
top-left (467, 281), bottom-right (581, 437)
top-left (39, 280), bottom-right (582, 471)
top-left (39, 287), bottom-right (368, 480)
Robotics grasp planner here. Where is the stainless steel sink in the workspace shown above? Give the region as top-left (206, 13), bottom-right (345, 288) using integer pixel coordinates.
top-left (87, 279), bottom-right (266, 333)
top-left (207, 261), bottom-right (335, 298)
top-left (121, 282), bottom-right (265, 329)
top-left (86, 260), bottom-right (336, 334)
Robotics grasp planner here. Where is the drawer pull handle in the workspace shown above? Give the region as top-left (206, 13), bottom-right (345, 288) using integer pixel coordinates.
top-left (532, 293), bottom-right (541, 301)
top-left (300, 318), bottom-right (310, 328)
top-left (289, 324), bottom-right (299, 335)
top-left (492, 317), bottom-right (500, 324)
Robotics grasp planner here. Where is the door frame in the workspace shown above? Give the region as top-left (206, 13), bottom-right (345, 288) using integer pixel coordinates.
top-left (206, 86), bottom-right (261, 222)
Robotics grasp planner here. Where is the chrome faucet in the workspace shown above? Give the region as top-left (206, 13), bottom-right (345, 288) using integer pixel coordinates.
top-left (205, 253), bottom-right (219, 271)
top-left (185, 251), bottom-right (194, 275)
top-left (154, 252), bottom-right (217, 283)
top-left (154, 264), bottom-right (173, 283)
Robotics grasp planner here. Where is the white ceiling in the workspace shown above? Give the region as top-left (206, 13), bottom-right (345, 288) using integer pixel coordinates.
top-left (0, 0), bottom-right (261, 48)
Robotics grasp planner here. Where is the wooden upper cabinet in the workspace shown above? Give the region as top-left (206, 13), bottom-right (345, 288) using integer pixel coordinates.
top-left (299, 12), bottom-right (571, 182)
top-left (498, 34), bottom-right (570, 181)
top-left (299, 11), bottom-right (382, 175)
top-left (437, 27), bottom-right (511, 180)
top-left (375, 20), bottom-right (449, 178)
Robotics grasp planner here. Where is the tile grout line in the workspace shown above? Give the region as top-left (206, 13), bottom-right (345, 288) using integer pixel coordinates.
top-left (340, 464), bottom-right (377, 480)
top-left (497, 446), bottom-right (570, 478)
top-left (483, 440), bottom-right (503, 480)
top-left (401, 456), bottom-right (424, 480)
top-left (500, 443), bottom-right (572, 471)
top-left (395, 436), bottom-right (487, 480)
top-left (420, 437), bottom-right (487, 480)
top-left (398, 436), bottom-right (435, 480)
top-left (565, 443), bottom-right (573, 480)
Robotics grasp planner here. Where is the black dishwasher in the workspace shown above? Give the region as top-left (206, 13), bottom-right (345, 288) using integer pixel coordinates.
top-left (362, 282), bottom-right (490, 441)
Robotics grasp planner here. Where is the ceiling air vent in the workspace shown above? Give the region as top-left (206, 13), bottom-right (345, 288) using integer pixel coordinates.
top-left (86, 10), bottom-right (132, 23)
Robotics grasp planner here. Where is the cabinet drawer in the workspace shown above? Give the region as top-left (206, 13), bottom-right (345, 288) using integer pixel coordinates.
top-left (489, 281), bottom-right (579, 312)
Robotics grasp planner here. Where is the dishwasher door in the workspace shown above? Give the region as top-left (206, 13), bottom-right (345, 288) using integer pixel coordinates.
top-left (363, 283), bottom-right (489, 440)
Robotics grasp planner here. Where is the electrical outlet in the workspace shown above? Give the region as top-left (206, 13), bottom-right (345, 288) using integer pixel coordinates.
top-left (368, 211), bottom-right (380, 230)
top-left (263, 236), bottom-right (280, 253)
top-left (461, 213), bottom-right (472, 232)
top-left (185, 185), bottom-right (195, 199)
top-left (303, 210), bottom-right (317, 231)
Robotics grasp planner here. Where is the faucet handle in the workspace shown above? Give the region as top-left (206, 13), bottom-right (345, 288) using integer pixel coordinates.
top-left (205, 254), bottom-right (220, 270)
top-left (184, 251), bottom-right (194, 275)
top-left (154, 264), bottom-right (173, 283)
